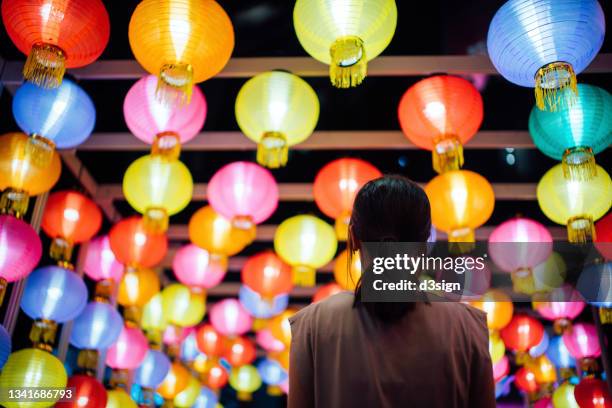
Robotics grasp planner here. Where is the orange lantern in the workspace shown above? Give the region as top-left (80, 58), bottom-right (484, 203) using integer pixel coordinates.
top-left (268, 309), bottom-right (297, 347)
top-left (223, 336), bottom-right (256, 367)
top-left (270, 350), bottom-right (290, 371)
top-left (398, 75), bottom-right (483, 174)
top-left (109, 216), bottom-right (168, 269)
top-left (118, 268), bottom-right (160, 307)
top-left (500, 315), bottom-right (544, 358)
top-left (41, 191), bottom-right (102, 264)
top-left (515, 367), bottom-right (539, 393)
top-left (425, 170), bottom-right (495, 246)
top-left (189, 206), bottom-right (253, 257)
top-left (527, 355), bottom-right (557, 384)
top-left (195, 324), bottom-right (225, 358)
top-left (469, 289), bottom-right (514, 332)
top-left (1, 0), bottom-right (110, 88)
top-left (313, 283), bottom-right (344, 303)
top-left (241, 251), bottom-right (293, 299)
top-left (157, 362), bottom-right (190, 400)
top-left (202, 361), bottom-right (229, 390)
top-left (333, 249), bottom-right (362, 290)
top-left (313, 158), bottom-right (381, 240)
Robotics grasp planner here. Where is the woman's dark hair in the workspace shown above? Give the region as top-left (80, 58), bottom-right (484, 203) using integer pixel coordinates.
top-left (348, 175), bottom-right (431, 323)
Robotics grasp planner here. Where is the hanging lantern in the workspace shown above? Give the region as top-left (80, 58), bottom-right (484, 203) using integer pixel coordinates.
top-left (533, 285), bottom-right (585, 333)
top-left (552, 382), bottom-right (579, 408)
top-left (241, 251), bottom-right (293, 300)
top-left (489, 334), bottom-right (506, 364)
top-left (487, 0), bottom-right (605, 111)
top-left (398, 75), bottom-right (483, 173)
top-left (223, 336), bottom-right (256, 367)
top-left (537, 164), bottom-right (611, 243)
top-left (141, 293), bottom-right (168, 344)
top-left (69, 301), bottom-right (123, 351)
top-left (0, 132), bottom-right (61, 217)
top-left (41, 191), bottom-right (102, 264)
top-left (117, 267), bottom-right (160, 324)
top-left (526, 355), bottom-right (557, 385)
top-left (56, 374), bottom-right (107, 408)
top-left (1, 0), bottom-right (110, 88)
top-left (202, 361), bottom-right (228, 390)
top-left (514, 366), bottom-right (539, 394)
top-left (174, 376), bottom-right (200, 408)
top-left (124, 75), bottom-right (206, 159)
top-left (134, 350), bottom-right (171, 392)
top-left (492, 355), bottom-right (509, 383)
top-left (313, 283), bottom-right (344, 303)
top-left (546, 336), bottom-right (576, 372)
top-left (0, 215), bottom-right (42, 305)
top-left (488, 217), bottom-right (553, 294)
top-left (333, 249), bottom-right (362, 290)
top-left (161, 283), bottom-right (206, 328)
top-left (531, 252), bottom-right (567, 294)
top-left (123, 155), bottom-right (193, 233)
top-left (274, 215), bottom-right (338, 287)
top-left (180, 331), bottom-right (201, 364)
top-left (595, 213), bottom-right (612, 260)
top-left (157, 362), bottom-right (190, 401)
top-left (163, 325), bottom-right (194, 347)
top-left (189, 205), bottom-right (253, 257)
top-left (235, 71), bottom-right (319, 168)
top-left (195, 324), bottom-right (225, 359)
top-left (83, 235), bottom-right (124, 301)
top-left (562, 322), bottom-right (600, 372)
top-left (268, 309), bottom-right (296, 348)
top-left (229, 364), bottom-right (262, 402)
top-left (109, 216), bottom-right (168, 268)
top-left (0, 325), bottom-right (11, 369)
top-left (193, 387), bottom-right (218, 408)
top-left (106, 389), bottom-right (137, 408)
top-left (293, 0), bottom-right (397, 88)
top-left (529, 84), bottom-right (611, 181)
top-left (257, 358), bottom-right (288, 396)
top-left (256, 329), bottom-right (285, 353)
top-left (470, 290), bottom-right (514, 331)
top-left (173, 244), bottom-right (227, 290)
top-left (425, 170), bottom-right (495, 249)
top-left (574, 378), bottom-right (612, 408)
top-left (500, 314), bottom-right (544, 362)
top-left (128, 0), bottom-right (234, 104)
top-left (313, 158), bottom-right (381, 240)
top-left (210, 299), bottom-right (252, 337)
top-left (529, 331), bottom-right (549, 359)
top-left (208, 161), bottom-right (278, 236)
top-left (239, 285), bottom-right (289, 322)
top-left (106, 325), bottom-right (149, 370)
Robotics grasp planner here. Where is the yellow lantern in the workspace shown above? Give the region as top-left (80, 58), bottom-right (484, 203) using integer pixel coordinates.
top-left (173, 375), bottom-right (200, 407)
top-left (106, 389), bottom-right (138, 408)
top-left (235, 71), bottom-right (319, 168)
top-left (189, 205), bottom-right (253, 257)
top-left (333, 249), bottom-right (362, 290)
top-left (0, 348), bottom-right (67, 408)
top-left (118, 268), bottom-right (160, 324)
top-left (489, 333), bottom-right (506, 364)
top-left (532, 252), bottom-right (566, 294)
top-left (161, 283), bottom-right (206, 327)
top-left (141, 293), bottom-right (168, 344)
top-left (0, 132), bottom-right (61, 217)
top-left (128, 0), bottom-right (234, 104)
top-left (229, 365), bottom-right (262, 402)
top-left (268, 309), bottom-right (297, 348)
top-left (537, 164), bottom-right (611, 243)
top-left (527, 355), bottom-right (557, 384)
top-left (552, 382), bottom-right (579, 408)
top-left (123, 154), bottom-right (193, 233)
top-left (274, 215), bottom-right (338, 286)
top-left (470, 289), bottom-right (514, 332)
top-left (293, 0), bottom-right (397, 88)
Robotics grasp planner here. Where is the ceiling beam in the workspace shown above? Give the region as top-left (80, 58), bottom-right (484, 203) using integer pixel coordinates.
top-left (78, 130), bottom-right (534, 151)
top-left (207, 282), bottom-right (319, 298)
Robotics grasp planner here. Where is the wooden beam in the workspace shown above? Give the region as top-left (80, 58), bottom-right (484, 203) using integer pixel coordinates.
top-left (207, 282), bottom-right (319, 298)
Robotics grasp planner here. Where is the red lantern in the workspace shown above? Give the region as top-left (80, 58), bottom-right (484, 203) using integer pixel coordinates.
top-left (195, 324), bottom-right (225, 358)
top-left (203, 361), bottom-right (229, 390)
top-left (575, 378), bottom-right (612, 408)
top-left (595, 212), bottom-right (612, 260)
top-left (241, 251), bottom-right (293, 299)
top-left (223, 336), bottom-right (256, 367)
top-left (500, 314), bottom-right (544, 353)
top-left (56, 374), bottom-right (107, 408)
top-left (514, 367), bottom-right (539, 393)
top-left (398, 75), bottom-right (483, 174)
top-left (1, 0), bottom-right (110, 88)
top-left (312, 283), bottom-right (344, 303)
top-left (109, 216), bottom-right (167, 268)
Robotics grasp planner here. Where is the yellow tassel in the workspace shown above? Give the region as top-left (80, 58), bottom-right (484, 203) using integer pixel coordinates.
top-left (77, 349), bottom-right (99, 373)
top-left (50, 237), bottom-right (74, 264)
top-left (26, 134), bottom-right (56, 169)
top-left (94, 279), bottom-right (115, 303)
top-left (535, 61), bottom-right (578, 112)
top-left (447, 227), bottom-right (475, 254)
top-left (293, 265), bottom-right (316, 287)
top-left (599, 307), bottom-right (612, 325)
top-left (143, 207), bottom-right (169, 234)
top-left (0, 188), bottom-right (30, 219)
top-left (511, 268), bottom-right (535, 295)
top-left (157, 63), bottom-right (193, 106)
top-left (329, 36), bottom-right (367, 88)
top-left (334, 210), bottom-right (351, 241)
top-left (152, 132), bottom-right (181, 161)
top-left (236, 391), bottom-right (253, 402)
top-left (0, 278), bottom-right (6, 308)
top-left (257, 132), bottom-right (288, 169)
top-left (30, 319), bottom-right (58, 352)
top-left (267, 385), bottom-right (283, 396)
top-left (23, 43), bottom-right (65, 89)
top-left (432, 135), bottom-right (464, 174)
top-left (566, 215), bottom-right (595, 243)
top-left (562, 146), bottom-right (597, 181)
top-left (123, 306), bottom-right (142, 327)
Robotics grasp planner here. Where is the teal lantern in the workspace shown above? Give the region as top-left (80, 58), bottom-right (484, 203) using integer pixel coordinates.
top-left (529, 84), bottom-right (611, 181)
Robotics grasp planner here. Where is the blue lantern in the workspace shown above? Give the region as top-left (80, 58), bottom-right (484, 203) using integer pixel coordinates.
top-left (70, 301), bottom-right (123, 349)
top-left (12, 79), bottom-right (96, 149)
top-left (193, 386), bottom-right (218, 408)
top-left (257, 358), bottom-right (288, 388)
top-left (0, 325), bottom-right (11, 369)
top-left (576, 262), bottom-right (612, 307)
top-left (134, 349), bottom-right (171, 389)
top-left (20, 265), bottom-right (88, 323)
top-left (529, 330), bottom-right (549, 358)
top-left (239, 285), bottom-right (288, 319)
top-left (546, 335), bottom-right (576, 369)
top-left (487, 0), bottom-right (605, 111)
top-left (180, 331), bottom-right (202, 363)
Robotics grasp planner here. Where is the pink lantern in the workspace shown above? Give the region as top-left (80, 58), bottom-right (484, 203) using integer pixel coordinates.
top-left (209, 298), bottom-right (253, 337)
top-left (533, 397), bottom-right (552, 408)
top-left (562, 323), bottom-right (601, 360)
top-left (279, 379), bottom-right (289, 395)
top-left (256, 329), bottom-right (285, 353)
top-left (488, 218), bottom-right (553, 293)
top-left (84, 235), bottom-right (124, 283)
top-left (163, 325), bottom-right (195, 346)
top-left (492, 355), bottom-right (509, 383)
top-left (123, 75), bottom-right (206, 151)
top-left (207, 161), bottom-right (279, 230)
top-left (172, 244), bottom-right (227, 290)
top-left (533, 285), bottom-right (585, 333)
top-left (106, 325), bottom-right (148, 370)
top-left (0, 215), bottom-right (42, 286)
top-left (436, 256), bottom-right (491, 301)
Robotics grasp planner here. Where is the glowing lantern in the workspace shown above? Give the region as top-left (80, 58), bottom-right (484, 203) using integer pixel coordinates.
top-left (161, 283), bottom-right (206, 327)
top-left (515, 366), bottom-right (539, 393)
top-left (595, 213), bottom-right (612, 260)
top-left (562, 322), bottom-right (601, 368)
top-left (256, 329), bottom-right (285, 353)
top-left (529, 331), bottom-right (549, 359)
top-left (173, 244), bottom-right (226, 290)
top-left (492, 355), bottom-right (509, 383)
top-left (313, 158), bottom-right (381, 240)
top-left (241, 251), bottom-right (293, 300)
top-left (193, 387), bottom-right (218, 408)
top-left (257, 358), bottom-right (288, 396)
top-left (0, 132), bottom-right (61, 217)
top-left (1, 0), bottom-right (109, 88)
top-left (239, 285), bottom-right (288, 321)
top-left (163, 325), bottom-right (193, 346)
top-left (574, 378), bottom-right (612, 408)
top-left (134, 350), bottom-right (171, 389)
top-left (274, 215), bottom-right (338, 286)
top-left (235, 71), bottom-right (319, 168)
top-left (0, 325), bottom-right (10, 369)
top-left (69, 301), bottom-right (123, 350)
top-left (41, 191), bottom-right (102, 263)
top-left (208, 161), bottom-right (278, 234)
top-left (313, 283), bottom-right (344, 303)
top-left (174, 376), bottom-right (200, 408)
top-left (425, 170), bottom-right (495, 246)
top-left (109, 216), bottom-right (168, 268)
top-left (124, 75), bottom-right (206, 159)
top-left (529, 84), bottom-right (611, 181)
top-left (333, 249), bottom-right (362, 290)
top-left (223, 336), bottom-right (256, 367)
top-left (553, 383), bottom-right (579, 408)
top-left (293, 0), bottom-right (397, 88)
top-left (141, 293), bottom-right (168, 339)
top-left (180, 331), bottom-right (201, 363)
top-left (488, 218), bottom-right (553, 294)
top-left (229, 364), bottom-right (262, 401)
top-left (533, 285), bottom-right (585, 333)
top-left (157, 362), bottom-right (190, 400)
top-left (106, 325), bottom-right (148, 370)
top-left (128, 0), bottom-right (234, 104)
top-left (268, 309), bottom-right (296, 348)
top-left (398, 75), bottom-right (483, 173)
top-left (117, 268), bottom-right (160, 322)
top-left (210, 299), bottom-right (252, 337)
top-left (202, 361), bottom-right (228, 390)
top-left (469, 290), bottom-right (514, 331)
top-left (195, 324), bottom-right (225, 358)
top-left (189, 205), bottom-right (253, 257)
top-left (500, 314), bottom-right (544, 355)
top-left (123, 155), bottom-right (193, 233)
top-left (489, 334), bottom-right (506, 364)
top-left (537, 164), bottom-right (611, 243)
top-left (531, 253), bottom-right (567, 294)
top-left (270, 350), bottom-right (289, 371)
top-left (106, 389), bottom-right (137, 408)
top-left (0, 215), bottom-right (42, 304)
top-left (83, 235), bottom-right (124, 283)
top-left (0, 348), bottom-right (67, 408)
top-left (546, 336), bottom-right (576, 371)
top-left (526, 355), bottom-right (557, 384)
top-left (56, 375), bottom-right (107, 408)
top-left (487, 0), bottom-right (605, 111)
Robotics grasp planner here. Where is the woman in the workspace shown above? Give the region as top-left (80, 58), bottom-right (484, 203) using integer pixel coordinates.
top-left (289, 175), bottom-right (495, 408)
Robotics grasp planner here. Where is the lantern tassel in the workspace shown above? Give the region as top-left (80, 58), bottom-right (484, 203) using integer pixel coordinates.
top-left (50, 237), bottom-right (74, 264)
top-left (566, 215), bottom-right (595, 243)
top-left (30, 319), bottom-right (58, 352)
top-left (157, 63), bottom-right (193, 106)
top-left (232, 215), bottom-right (257, 244)
top-left (562, 146), bottom-right (597, 181)
top-left (267, 385), bottom-right (283, 396)
top-left (236, 391), bottom-right (253, 402)
top-left (329, 36), bottom-right (367, 88)
top-left (77, 349), bottom-right (99, 374)
top-left (152, 131), bottom-right (181, 161)
top-left (432, 135), bottom-right (464, 174)
top-left (599, 307), bottom-right (612, 325)
top-left (26, 134), bottom-right (56, 169)
top-left (511, 268), bottom-right (535, 295)
top-left (144, 207), bottom-right (169, 234)
top-left (293, 265), bottom-right (316, 287)
top-left (0, 188), bottom-right (30, 219)
top-left (535, 61), bottom-right (578, 112)
top-left (23, 43), bottom-right (66, 89)
top-left (447, 227), bottom-right (475, 254)
top-left (0, 277), bottom-right (7, 307)
top-left (257, 132), bottom-right (288, 169)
